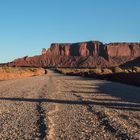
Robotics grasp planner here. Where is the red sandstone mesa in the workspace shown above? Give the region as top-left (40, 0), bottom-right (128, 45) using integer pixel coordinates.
top-left (8, 41), bottom-right (140, 67)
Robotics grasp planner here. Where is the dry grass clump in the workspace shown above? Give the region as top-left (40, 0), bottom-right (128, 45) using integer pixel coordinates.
top-left (112, 67), bottom-right (124, 73)
top-left (101, 68), bottom-right (113, 74)
top-left (57, 66), bottom-right (140, 76)
top-left (132, 67), bottom-right (140, 73)
top-left (57, 67), bottom-right (113, 75)
top-left (57, 68), bottom-right (90, 74)
top-left (56, 66), bottom-right (140, 86)
top-left (57, 68), bottom-right (112, 75)
top-left (89, 68), bottom-right (102, 74)
top-left (0, 66), bottom-right (46, 81)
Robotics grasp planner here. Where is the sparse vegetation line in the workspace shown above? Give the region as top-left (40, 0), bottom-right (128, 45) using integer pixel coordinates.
top-left (55, 67), bottom-right (140, 86)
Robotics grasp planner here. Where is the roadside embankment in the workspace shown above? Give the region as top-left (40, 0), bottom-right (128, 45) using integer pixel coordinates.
top-left (0, 66), bottom-right (46, 80)
top-left (55, 67), bottom-right (140, 86)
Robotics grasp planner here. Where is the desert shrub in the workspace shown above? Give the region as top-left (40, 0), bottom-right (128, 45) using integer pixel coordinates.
top-left (89, 68), bottom-right (102, 74)
top-left (124, 69), bottom-right (129, 73)
top-left (133, 67), bottom-right (140, 73)
top-left (101, 68), bottom-right (112, 74)
top-left (127, 68), bottom-right (133, 73)
top-left (57, 68), bottom-right (71, 74)
top-left (112, 67), bottom-right (124, 73)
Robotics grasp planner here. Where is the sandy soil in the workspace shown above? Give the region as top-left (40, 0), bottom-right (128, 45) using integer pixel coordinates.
top-left (0, 67), bottom-right (45, 80)
top-left (0, 69), bottom-right (140, 140)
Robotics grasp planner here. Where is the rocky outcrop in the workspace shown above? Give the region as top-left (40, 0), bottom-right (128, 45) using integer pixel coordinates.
top-left (42, 48), bottom-right (47, 55)
top-left (8, 41), bottom-right (140, 68)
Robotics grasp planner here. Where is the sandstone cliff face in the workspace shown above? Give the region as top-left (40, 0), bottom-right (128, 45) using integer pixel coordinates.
top-left (49, 41), bottom-right (107, 57)
top-left (8, 41), bottom-right (140, 68)
top-left (106, 43), bottom-right (140, 58)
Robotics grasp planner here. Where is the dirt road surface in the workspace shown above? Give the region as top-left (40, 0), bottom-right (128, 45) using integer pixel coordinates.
top-left (0, 70), bottom-right (140, 140)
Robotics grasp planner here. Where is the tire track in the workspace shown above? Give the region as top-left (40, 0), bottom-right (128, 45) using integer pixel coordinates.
top-left (87, 105), bottom-right (137, 140)
top-left (36, 84), bottom-right (48, 140)
top-left (72, 93), bottom-right (138, 140)
top-left (47, 104), bottom-right (59, 140)
top-left (46, 76), bottom-right (60, 140)
top-left (36, 101), bottom-right (47, 139)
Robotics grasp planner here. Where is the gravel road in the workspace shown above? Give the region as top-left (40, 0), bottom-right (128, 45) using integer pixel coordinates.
top-left (0, 69), bottom-right (140, 140)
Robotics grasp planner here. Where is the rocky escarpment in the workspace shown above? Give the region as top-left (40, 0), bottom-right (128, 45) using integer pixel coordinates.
top-left (8, 41), bottom-right (140, 67)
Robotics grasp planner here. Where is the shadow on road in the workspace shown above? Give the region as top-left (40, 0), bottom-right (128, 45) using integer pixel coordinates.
top-left (0, 73), bottom-right (140, 112)
top-left (64, 76), bottom-right (140, 103)
top-left (97, 82), bottom-right (140, 104)
top-left (0, 96), bottom-right (140, 111)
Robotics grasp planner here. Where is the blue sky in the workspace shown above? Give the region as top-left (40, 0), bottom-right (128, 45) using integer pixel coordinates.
top-left (0, 0), bottom-right (140, 63)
